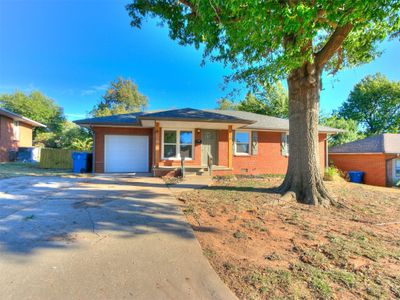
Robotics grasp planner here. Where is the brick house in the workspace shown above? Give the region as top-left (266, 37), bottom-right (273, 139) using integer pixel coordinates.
top-left (75, 108), bottom-right (341, 176)
top-left (329, 134), bottom-right (400, 187)
top-left (0, 108), bottom-right (46, 162)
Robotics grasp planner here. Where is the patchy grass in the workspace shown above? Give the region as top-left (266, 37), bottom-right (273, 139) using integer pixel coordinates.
top-left (179, 175), bottom-right (400, 299)
top-left (0, 162), bottom-right (72, 179)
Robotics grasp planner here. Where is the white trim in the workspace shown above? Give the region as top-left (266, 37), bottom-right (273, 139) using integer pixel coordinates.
top-left (234, 130), bottom-right (251, 155)
top-left (161, 128), bottom-right (195, 161)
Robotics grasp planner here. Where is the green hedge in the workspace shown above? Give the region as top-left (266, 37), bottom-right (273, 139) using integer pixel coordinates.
top-left (39, 148), bottom-right (73, 169)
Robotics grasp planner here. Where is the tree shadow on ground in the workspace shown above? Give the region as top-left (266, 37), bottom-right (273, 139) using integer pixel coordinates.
top-left (202, 185), bottom-right (280, 194)
top-left (0, 175), bottom-right (217, 256)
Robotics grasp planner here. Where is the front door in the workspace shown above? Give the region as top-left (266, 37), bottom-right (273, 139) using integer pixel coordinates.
top-left (201, 130), bottom-right (218, 166)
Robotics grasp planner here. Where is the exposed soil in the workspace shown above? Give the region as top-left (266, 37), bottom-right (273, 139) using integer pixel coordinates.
top-left (177, 176), bottom-right (400, 299)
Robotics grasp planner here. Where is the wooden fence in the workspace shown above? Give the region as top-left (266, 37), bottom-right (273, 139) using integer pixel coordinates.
top-left (39, 148), bottom-right (73, 169)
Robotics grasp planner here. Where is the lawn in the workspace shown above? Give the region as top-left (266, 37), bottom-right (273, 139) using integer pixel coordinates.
top-left (178, 176), bottom-right (400, 299)
top-left (0, 162), bottom-right (72, 179)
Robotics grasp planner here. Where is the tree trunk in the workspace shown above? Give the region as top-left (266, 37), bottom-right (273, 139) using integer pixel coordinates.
top-left (278, 62), bottom-right (335, 206)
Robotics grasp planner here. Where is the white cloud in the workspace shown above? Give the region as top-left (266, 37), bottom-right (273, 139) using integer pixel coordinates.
top-left (81, 84), bottom-right (108, 96)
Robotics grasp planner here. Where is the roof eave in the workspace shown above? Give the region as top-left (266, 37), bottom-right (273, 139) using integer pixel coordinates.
top-left (0, 109), bottom-right (46, 127)
top-left (138, 116), bottom-right (254, 124)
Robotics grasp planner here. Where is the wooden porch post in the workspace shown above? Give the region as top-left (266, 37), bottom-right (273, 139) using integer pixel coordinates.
top-left (228, 125), bottom-right (233, 169)
top-left (154, 122), bottom-right (160, 167)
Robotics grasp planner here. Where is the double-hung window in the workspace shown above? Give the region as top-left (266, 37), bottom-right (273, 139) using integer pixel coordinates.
top-left (235, 131), bottom-right (250, 155)
top-left (162, 129), bottom-right (193, 160)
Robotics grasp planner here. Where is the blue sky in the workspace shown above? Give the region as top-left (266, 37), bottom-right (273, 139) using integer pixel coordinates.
top-left (0, 0), bottom-right (399, 121)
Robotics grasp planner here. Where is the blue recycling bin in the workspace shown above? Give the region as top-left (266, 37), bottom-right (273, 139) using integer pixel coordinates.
top-left (72, 152), bottom-right (92, 173)
top-left (348, 171), bottom-right (364, 183)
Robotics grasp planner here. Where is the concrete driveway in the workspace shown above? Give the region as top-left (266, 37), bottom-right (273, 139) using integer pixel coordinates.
top-left (0, 175), bottom-right (235, 300)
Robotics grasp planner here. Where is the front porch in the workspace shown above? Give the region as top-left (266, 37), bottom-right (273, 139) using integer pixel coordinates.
top-left (152, 121), bottom-right (238, 177)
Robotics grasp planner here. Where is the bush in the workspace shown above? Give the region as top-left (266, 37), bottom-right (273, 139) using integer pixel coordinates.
top-left (324, 166), bottom-right (342, 181)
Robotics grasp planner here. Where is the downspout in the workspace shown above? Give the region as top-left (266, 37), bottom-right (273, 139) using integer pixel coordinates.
top-left (325, 136), bottom-right (329, 168)
top-left (91, 126), bottom-right (95, 174)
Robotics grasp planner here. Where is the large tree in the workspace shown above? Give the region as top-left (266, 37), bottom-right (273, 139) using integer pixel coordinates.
top-left (127, 1), bottom-right (399, 205)
top-left (91, 77), bottom-right (148, 117)
top-left (338, 73), bottom-right (400, 135)
top-left (0, 90), bottom-right (65, 133)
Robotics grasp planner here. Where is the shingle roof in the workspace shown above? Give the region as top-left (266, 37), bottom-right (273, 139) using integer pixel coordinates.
top-left (74, 111), bottom-right (144, 126)
top-left (74, 107), bottom-right (342, 133)
top-left (330, 134), bottom-right (400, 154)
top-left (0, 108), bottom-right (46, 127)
top-left (140, 108), bottom-right (253, 124)
top-left (206, 109), bottom-right (343, 133)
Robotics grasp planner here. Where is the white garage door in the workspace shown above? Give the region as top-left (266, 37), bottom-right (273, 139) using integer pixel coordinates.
top-left (105, 135), bottom-right (149, 173)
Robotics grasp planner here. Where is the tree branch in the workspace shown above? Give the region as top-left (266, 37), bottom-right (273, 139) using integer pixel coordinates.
top-left (315, 23), bottom-right (353, 68)
top-left (178, 0), bottom-right (197, 15)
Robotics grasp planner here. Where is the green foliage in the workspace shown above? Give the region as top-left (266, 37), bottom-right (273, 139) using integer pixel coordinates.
top-left (338, 74), bottom-right (400, 135)
top-left (91, 77), bottom-right (148, 117)
top-left (126, 1), bottom-right (399, 87)
top-left (324, 166), bottom-right (342, 181)
top-left (237, 92), bottom-right (267, 115)
top-left (216, 98), bottom-right (236, 110)
top-left (71, 138), bottom-right (93, 152)
top-left (39, 148), bottom-right (73, 169)
top-left (34, 121), bottom-right (92, 150)
top-left (321, 114), bottom-right (364, 146)
top-left (0, 90), bottom-right (65, 133)
top-left (217, 82), bottom-right (289, 118)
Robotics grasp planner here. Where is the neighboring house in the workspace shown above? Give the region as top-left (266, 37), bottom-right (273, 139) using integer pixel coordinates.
top-left (75, 108), bottom-right (341, 176)
top-left (329, 134), bottom-right (400, 187)
top-left (0, 108), bottom-right (46, 162)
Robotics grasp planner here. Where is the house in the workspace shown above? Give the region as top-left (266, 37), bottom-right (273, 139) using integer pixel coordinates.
top-left (0, 108), bottom-right (46, 162)
top-left (75, 108), bottom-right (341, 176)
top-left (329, 134), bottom-right (400, 187)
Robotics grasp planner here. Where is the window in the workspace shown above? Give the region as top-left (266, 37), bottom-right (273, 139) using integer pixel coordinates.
top-left (13, 121), bottom-right (20, 140)
top-left (162, 129), bottom-right (193, 159)
top-left (235, 131), bottom-right (250, 155)
top-left (281, 133), bottom-right (289, 156)
top-left (395, 159), bottom-right (400, 178)
top-left (180, 131), bottom-right (193, 159)
top-left (163, 130), bottom-right (177, 158)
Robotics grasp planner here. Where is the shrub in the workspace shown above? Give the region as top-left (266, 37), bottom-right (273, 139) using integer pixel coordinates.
top-left (324, 166), bottom-right (342, 181)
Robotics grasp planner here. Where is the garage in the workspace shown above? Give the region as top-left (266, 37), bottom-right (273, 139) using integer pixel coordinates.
top-left (104, 135), bottom-right (149, 173)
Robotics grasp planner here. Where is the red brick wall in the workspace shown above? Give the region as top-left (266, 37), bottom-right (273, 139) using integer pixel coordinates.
top-left (93, 126), bottom-right (328, 176)
top-left (93, 127), bottom-right (153, 173)
top-left (0, 116), bottom-right (33, 162)
top-left (216, 130), bottom-right (327, 175)
top-left (329, 153), bottom-right (395, 187)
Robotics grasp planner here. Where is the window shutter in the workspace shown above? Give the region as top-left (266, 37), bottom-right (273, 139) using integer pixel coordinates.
top-left (251, 131), bottom-right (258, 155)
top-left (232, 130), bottom-right (235, 148)
top-left (281, 133), bottom-right (289, 156)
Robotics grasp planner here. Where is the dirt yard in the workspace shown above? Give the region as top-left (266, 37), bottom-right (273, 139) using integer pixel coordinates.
top-left (177, 176), bottom-right (400, 299)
